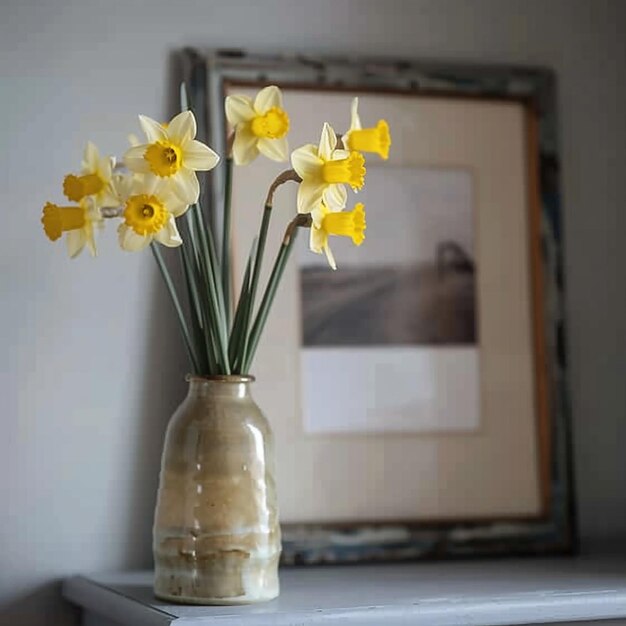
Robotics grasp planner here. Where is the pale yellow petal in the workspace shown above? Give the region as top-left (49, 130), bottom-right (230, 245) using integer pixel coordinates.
top-left (66, 229), bottom-right (86, 258)
top-left (123, 145), bottom-right (150, 173)
top-left (85, 225), bottom-right (97, 257)
top-left (82, 142), bottom-right (100, 173)
top-left (318, 123), bottom-right (337, 161)
top-left (183, 139), bottom-right (220, 170)
top-left (225, 95), bottom-right (256, 126)
top-left (98, 155), bottom-right (113, 181)
top-left (323, 183), bottom-right (347, 210)
top-left (167, 111), bottom-right (196, 145)
top-left (154, 216), bottom-right (183, 247)
top-left (111, 173), bottom-right (134, 203)
top-left (324, 243), bottom-right (337, 270)
top-left (254, 85), bottom-right (282, 114)
top-left (118, 224), bottom-right (151, 252)
top-left (291, 144), bottom-right (322, 180)
top-left (232, 125), bottom-right (259, 165)
top-left (138, 115), bottom-right (168, 143)
top-left (98, 185), bottom-right (119, 208)
top-left (329, 149), bottom-right (350, 161)
top-left (257, 136), bottom-right (288, 163)
top-left (309, 225), bottom-right (326, 254)
top-left (297, 179), bottom-right (324, 214)
top-left (160, 185), bottom-right (189, 218)
top-left (171, 168), bottom-right (200, 204)
top-left (350, 97), bottom-right (362, 131)
top-left (134, 173), bottom-right (160, 196)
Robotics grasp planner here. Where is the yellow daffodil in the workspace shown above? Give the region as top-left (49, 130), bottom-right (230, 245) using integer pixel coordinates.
top-left (342, 98), bottom-right (391, 160)
top-left (123, 111), bottom-right (219, 205)
top-left (291, 123), bottom-right (366, 215)
top-left (225, 86), bottom-right (289, 165)
top-left (41, 199), bottom-right (103, 258)
top-left (309, 202), bottom-right (366, 270)
top-left (63, 142), bottom-right (117, 208)
top-left (114, 175), bottom-right (188, 252)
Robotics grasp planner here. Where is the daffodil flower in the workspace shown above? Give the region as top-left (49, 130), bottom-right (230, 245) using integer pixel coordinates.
top-left (114, 174), bottom-right (188, 252)
top-left (225, 86), bottom-right (290, 165)
top-left (123, 111), bottom-right (219, 205)
top-left (309, 202), bottom-right (366, 270)
top-left (41, 199), bottom-right (103, 258)
top-left (291, 123), bottom-right (366, 215)
top-left (63, 142), bottom-right (118, 208)
top-left (342, 98), bottom-right (391, 160)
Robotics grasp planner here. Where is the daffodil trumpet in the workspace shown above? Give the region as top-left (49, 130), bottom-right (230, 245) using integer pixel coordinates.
top-left (310, 203), bottom-right (367, 270)
top-left (342, 97), bottom-right (391, 160)
top-left (39, 85), bottom-right (391, 377)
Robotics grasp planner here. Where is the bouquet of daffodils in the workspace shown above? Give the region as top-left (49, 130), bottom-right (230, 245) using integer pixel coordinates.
top-left (41, 86), bottom-right (391, 375)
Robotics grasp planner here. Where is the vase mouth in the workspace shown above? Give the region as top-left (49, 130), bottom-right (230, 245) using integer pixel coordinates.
top-left (186, 374), bottom-right (256, 384)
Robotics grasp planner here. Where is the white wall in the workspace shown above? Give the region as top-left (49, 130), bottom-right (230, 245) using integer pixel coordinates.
top-left (1, 0), bottom-right (624, 623)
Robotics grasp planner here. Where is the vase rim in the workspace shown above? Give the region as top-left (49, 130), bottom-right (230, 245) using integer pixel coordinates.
top-left (186, 374), bottom-right (256, 384)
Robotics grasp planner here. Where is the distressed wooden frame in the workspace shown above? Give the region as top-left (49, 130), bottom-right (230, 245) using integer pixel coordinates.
top-left (177, 48), bottom-right (576, 564)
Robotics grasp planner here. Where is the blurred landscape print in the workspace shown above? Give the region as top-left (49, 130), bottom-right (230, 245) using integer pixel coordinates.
top-left (298, 167), bottom-right (477, 347)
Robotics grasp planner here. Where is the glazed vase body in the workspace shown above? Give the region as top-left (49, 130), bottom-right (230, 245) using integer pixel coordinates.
top-left (153, 377), bottom-right (281, 604)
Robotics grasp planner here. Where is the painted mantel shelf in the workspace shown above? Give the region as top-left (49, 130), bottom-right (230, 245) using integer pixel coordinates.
top-left (63, 556), bottom-right (626, 626)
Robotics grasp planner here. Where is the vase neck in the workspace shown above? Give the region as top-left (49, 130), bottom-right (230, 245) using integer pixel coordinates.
top-left (187, 376), bottom-right (254, 400)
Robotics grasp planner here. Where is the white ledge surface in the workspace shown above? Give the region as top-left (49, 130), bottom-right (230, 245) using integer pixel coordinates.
top-left (63, 555), bottom-right (626, 626)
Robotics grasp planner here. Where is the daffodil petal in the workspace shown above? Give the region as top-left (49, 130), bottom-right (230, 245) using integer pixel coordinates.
top-left (183, 140), bottom-right (220, 170)
top-left (172, 168), bottom-right (200, 204)
top-left (350, 97), bottom-right (362, 131)
top-left (323, 184), bottom-right (347, 210)
top-left (257, 136), bottom-right (288, 162)
top-left (297, 180), bottom-right (324, 214)
top-left (98, 156), bottom-right (113, 181)
top-left (118, 224), bottom-right (151, 252)
top-left (165, 192), bottom-right (189, 218)
top-left (66, 229), bottom-right (86, 258)
top-left (318, 123), bottom-right (337, 161)
top-left (112, 173), bottom-right (134, 203)
top-left (309, 224), bottom-right (326, 253)
top-left (85, 226), bottom-right (97, 257)
top-left (225, 95), bottom-right (256, 125)
top-left (329, 149), bottom-right (350, 161)
top-left (154, 216), bottom-right (183, 247)
top-left (254, 85), bottom-right (282, 114)
top-left (232, 125), bottom-right (259, 165)
top-left (139, 115), bottom-right (168, 143)
top-left (324, 243), bottom-right (337, 270)
top-left (82, 142), bottom-right (100, 172)
top-left (167, 111), bottom-right (196, 145)
top-left (291, 144), bottom-right (322, 179)
top-left (124, 145), bottom-right (150, 173)
top-left (310, 205), bottom-right (328, 229)
top-left (99, 185), bottom-right (119, 208)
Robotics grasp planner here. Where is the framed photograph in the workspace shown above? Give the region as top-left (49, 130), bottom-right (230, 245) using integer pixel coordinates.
top-left (180, 49), bottom-right (575, 563)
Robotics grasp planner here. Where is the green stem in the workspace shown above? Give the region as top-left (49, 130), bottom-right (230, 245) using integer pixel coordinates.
top-left (180, 242), bottom-right (215, 374)
top-left (150, 242), bottom-right (200, 374)
top-left (243, 218), bottom-right (304, 373)
top-left (240, 204), bottom-right (272, 369)
top-left (221, 157), bottom-right (233, 329)
top-left (191, 205), bottom-right (231, 374)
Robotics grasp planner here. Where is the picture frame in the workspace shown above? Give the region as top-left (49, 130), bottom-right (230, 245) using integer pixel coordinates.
top-left (178, 48), bottom-right (575, 563)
